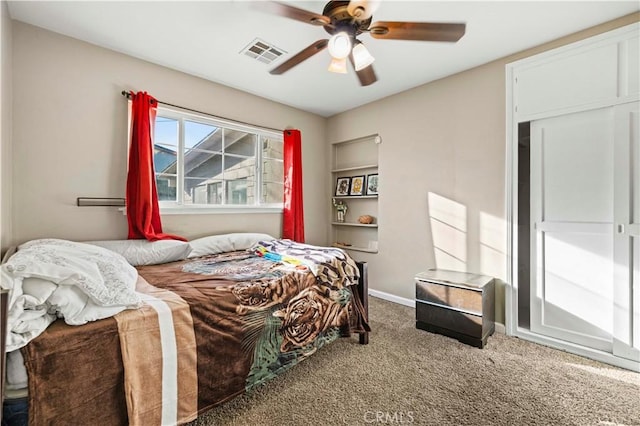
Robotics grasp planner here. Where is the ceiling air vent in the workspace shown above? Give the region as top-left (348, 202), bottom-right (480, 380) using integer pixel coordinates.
top-left (240, 38), bottom-right (286, 65)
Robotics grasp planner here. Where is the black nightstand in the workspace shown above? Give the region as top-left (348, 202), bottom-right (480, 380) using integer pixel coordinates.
top-left (415, 269), bottom-right (495, 348)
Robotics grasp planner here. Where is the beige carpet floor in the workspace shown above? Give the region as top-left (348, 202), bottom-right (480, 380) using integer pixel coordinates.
top-left (190, 296), bottom-right (640, 426)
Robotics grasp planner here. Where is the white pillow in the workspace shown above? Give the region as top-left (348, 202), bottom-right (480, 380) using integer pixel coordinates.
top-left (188, 233), bottom-right (275, 258)
top-left (85, 239), bottom-right (192, 266)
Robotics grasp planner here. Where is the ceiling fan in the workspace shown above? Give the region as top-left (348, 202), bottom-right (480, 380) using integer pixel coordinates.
top-left (256, 0), bottom-right (466, 86)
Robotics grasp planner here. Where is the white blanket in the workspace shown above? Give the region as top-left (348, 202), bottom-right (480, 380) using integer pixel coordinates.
top-left (1, 238), bottom-right (142, 351)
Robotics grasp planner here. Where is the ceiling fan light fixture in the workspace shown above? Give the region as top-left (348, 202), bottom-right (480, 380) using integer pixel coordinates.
top-left (347, 0), bottom-right (381, 20)
top-left (328, 57), bottom-right (348, 74)
top-left (352, 41), bottom-right (375, 71)
top-left (328, 32), bottom-right (352, 59)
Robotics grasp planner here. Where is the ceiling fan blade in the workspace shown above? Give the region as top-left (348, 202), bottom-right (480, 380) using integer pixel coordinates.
top-left (253, 1), bottom-right (330, 26)
top-left (270, 40), bottom-right (329, 75)
top-left (349, 54), bottom-right (377, 86)
top-left (369, 21), bottom-right (466, 42)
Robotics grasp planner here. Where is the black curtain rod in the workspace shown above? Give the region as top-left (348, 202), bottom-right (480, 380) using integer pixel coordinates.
top-left (120, 90), bottom-right (284, 134)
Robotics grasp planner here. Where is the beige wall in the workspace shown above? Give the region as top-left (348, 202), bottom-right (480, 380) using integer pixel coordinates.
top-left (1, 1), bottom-right (12, 254)
top-left (327, 12), bottom-right (640, 325)
top-left (10, 22), bottom-right (327, 246)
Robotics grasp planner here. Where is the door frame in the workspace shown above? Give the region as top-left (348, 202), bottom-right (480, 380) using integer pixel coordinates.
top-left (504, 23), bottom-right (640, 372)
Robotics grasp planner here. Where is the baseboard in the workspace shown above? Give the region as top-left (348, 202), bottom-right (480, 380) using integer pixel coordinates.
top-left (368, 288), bottom-right (507, 334)
top-left (368, 289), bottom-right (415, 308)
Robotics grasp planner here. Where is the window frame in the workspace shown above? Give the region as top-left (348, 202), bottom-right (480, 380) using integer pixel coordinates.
top-left (152, 105), bottom-right (284, 214)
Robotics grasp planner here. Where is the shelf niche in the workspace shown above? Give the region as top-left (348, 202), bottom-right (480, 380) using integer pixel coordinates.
top-left (331, 134), bottom-right (380, 255)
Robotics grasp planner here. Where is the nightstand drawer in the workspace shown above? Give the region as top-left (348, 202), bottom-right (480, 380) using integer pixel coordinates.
top-left (416, 300), bottom-right (483, 338)
top-left (416, 280), bottom-right (483, 315)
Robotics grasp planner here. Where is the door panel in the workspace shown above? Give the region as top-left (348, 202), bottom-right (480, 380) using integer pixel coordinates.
top-left (541, 112), bottom-right (613, 223)
top-left (531, 107), bottom-right (614, 352)
top-left (613, 103), bottom-right (640, 361)
top-left (542, 231), bottom-right (613, 344)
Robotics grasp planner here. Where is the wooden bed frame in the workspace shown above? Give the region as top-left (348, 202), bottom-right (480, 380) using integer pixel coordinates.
top-left (356, 260), bottom-right (369, 345)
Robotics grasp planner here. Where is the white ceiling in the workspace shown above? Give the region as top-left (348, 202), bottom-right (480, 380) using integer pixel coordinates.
top-left (7, 1), bottom-right (640, 117)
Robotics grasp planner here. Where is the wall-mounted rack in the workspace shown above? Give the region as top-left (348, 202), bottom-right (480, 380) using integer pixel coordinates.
top-left (76, 197), bottom-right (125, 207)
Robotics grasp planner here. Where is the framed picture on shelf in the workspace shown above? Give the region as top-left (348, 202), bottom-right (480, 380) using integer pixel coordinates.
top-left (350, 175), bottom-right (365, 196)
top-left (335, 177), bottom-right (351, 196)
top-left (366, 174), bottom-right (379, 195)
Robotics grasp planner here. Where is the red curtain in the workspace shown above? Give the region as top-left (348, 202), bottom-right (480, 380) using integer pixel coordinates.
top-left (126, 91), bottom-right (186, 241)
top-left (282, 129), bottom-right (305, 242)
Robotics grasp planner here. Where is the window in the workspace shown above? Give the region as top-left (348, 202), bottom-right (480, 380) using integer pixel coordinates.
top-left (152, 107), bottom-right (284, 212)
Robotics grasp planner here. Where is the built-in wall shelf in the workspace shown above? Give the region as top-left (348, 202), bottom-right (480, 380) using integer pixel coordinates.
top-left (331, 135), bottom-right (380, 258)
top-left (333, 195), bottom-right (378, 200)
top-left (332, 244), bottom-right (378, 254)
top-left (332, 222), bottom-right (378, 228)
top-left (331, 164), bottom-right (378, 173)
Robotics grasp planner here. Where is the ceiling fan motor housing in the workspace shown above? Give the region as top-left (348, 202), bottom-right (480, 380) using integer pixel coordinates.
top-left (322, 1), bottom-right (372, 37)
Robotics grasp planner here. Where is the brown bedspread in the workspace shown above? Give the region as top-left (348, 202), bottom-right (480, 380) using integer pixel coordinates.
top-left (21, 247), bottom-right (368, 425)
top-left (22, 276), bottom-right (198, 426)
top-left (115, 278), bottom-right (198, 425)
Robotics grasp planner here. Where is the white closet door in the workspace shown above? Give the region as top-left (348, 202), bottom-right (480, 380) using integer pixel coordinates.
top-left (531, 107), bottom-right (615, 352)
top-left (613, 102), bottom-right (640, 362)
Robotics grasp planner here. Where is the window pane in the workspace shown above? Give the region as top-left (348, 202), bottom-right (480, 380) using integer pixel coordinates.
top-left (182, 176), bottom-right (206, 204)
top-left (226, 178), bottom-right (253, 205)
top-left (185, 120), bottom-right (221, 151)
top-left (154, 145), bottom-right (177, 174)
top-left (224, 155), bottom-right (255, 205)
top-left (154, 116), bottom-right (178, 174)
top-left (188, 179), bottom-right (222, 205)
top-left (262, 137), bottom-right (283, 204)
top-left (184, 149), bottom-right (222, 182)
top-left (156, 174), bottom-right (177, 201)
top-left (263, 158), bottom-right (283, 183)
top-left (262, 137), bottom-right (283, 160)
top-left (225, 130), bottom-right (256, 156)
top-left (224, 154), bottom-right (255, 181)
top-left (207, 181), bottom-right (223, 205)
top-left (262, 182), bottom-right (284, 204)
top-left (155, 116), bottom-right (178, 146)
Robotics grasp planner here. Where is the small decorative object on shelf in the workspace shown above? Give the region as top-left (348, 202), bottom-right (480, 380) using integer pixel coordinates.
top-left (333, 198), bottom-right (348, 223)
top-left (334, 242), bottom-right (352, 247)
top-left (358, 215), bottom-right (374, 224)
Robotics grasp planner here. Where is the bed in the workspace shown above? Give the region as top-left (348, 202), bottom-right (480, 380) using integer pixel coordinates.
top-left (1, 235), bottom-right (369, 425)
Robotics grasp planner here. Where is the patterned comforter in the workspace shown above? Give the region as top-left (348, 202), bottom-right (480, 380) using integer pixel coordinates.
top-left (20, 240), bottom-right (369, 424)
